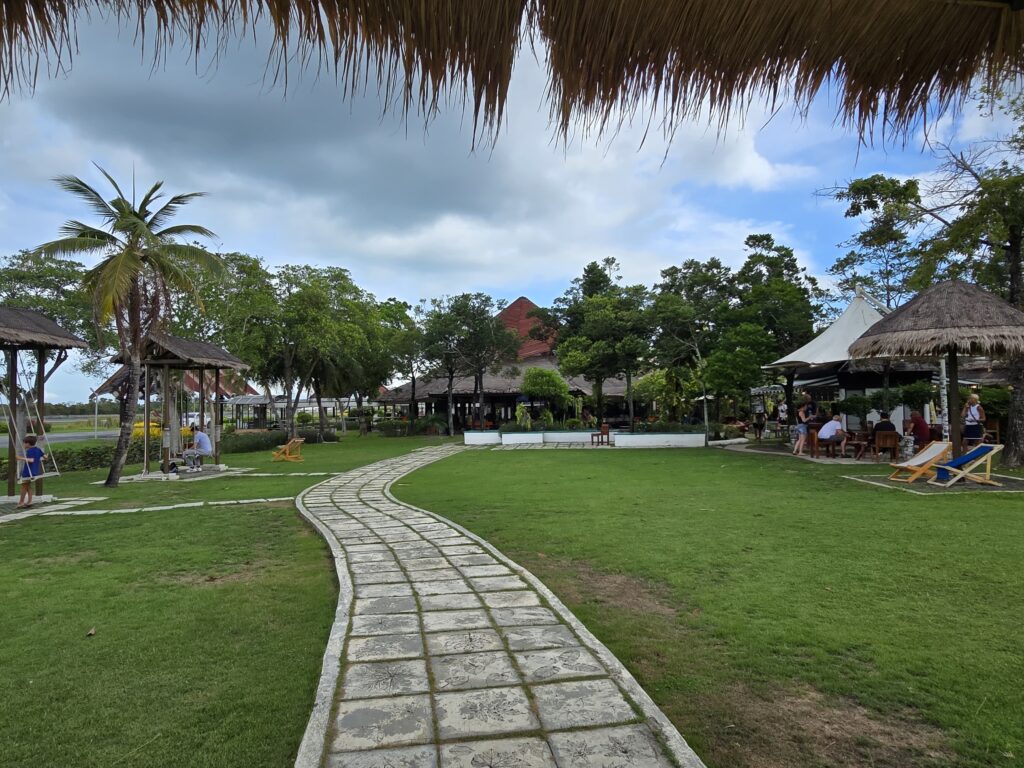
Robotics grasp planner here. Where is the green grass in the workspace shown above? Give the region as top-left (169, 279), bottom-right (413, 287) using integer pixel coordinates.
top-left (0, 435), bottom-right (441, 767)
top-left (42, 435), bottom-right (454, 509)
top-left (395, 448), bottom-right (1024, 768)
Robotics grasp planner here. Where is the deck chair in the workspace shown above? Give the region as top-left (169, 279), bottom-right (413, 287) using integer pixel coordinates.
top-left (272, 437), bottom-right (305, 462)
top-left (928, 444), bottom-right (1004, 487)
top-left (888, 441), bottom-right (952, 483)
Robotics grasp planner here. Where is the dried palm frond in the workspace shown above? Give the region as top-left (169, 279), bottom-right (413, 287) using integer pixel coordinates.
top-left (2, 1), bottom-right (1022, 144)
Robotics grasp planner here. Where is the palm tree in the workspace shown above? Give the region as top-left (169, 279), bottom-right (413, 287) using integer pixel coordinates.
top-left (36, 166), bottom-right (222, 487)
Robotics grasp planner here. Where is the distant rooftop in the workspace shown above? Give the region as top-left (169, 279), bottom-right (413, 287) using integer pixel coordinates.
top-left (496, 297), bottom-right (552, 359)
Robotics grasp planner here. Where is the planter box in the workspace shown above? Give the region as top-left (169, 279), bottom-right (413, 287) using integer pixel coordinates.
top-left (541, 431), bottom-right (595, 444)
top-left (614, 432), bottom-right (706, 448)
top-left (464, 431), bottom-right (501, 445)
top-left (500, 432), bottom-right (545, 445)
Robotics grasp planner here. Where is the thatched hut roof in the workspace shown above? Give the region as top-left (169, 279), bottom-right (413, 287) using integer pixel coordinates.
top-left (4, 1), bottom-right (1023, 143)
top-left (848, 281), bottom-right (1024, 359)
top-left (110, 331), bottom-right (248, 370)
top-left (0, 307), bottom-right (87, 350)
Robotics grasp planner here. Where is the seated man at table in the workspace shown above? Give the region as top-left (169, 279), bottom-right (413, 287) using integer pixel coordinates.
top-left (870, 411), bottom-right (897, 441)
top-left (816, 413), bottom-right (848, 456)
top-left (183, 425), bottom-right (213, 473)
top-left (909, 410), bottom-right (932, 447)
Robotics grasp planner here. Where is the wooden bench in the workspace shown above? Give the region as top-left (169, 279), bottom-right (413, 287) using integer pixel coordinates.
top-left (272, 437), bottom-right (305, 462)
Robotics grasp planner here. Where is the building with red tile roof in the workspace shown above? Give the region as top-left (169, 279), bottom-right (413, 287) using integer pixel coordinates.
top-left (495, 296), bottom-right (553, 359)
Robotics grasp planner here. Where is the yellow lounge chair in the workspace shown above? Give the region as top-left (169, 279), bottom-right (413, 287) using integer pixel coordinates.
top-left (272, 437), bottom-right (305, 462)
top-left (888, 441), bottom-right (952, 483)
top-left (928, 444), bottom-right (1004, 487)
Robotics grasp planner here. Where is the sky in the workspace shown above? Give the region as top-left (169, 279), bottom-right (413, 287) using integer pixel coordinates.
top-left (0, 17), bottom-right (1016, 402)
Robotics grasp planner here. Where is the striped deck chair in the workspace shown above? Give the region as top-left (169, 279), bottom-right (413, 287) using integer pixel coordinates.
top-left (888, 441), bottom-right (952, 483)
top-left (928, 444), bottom-right (1004, 487)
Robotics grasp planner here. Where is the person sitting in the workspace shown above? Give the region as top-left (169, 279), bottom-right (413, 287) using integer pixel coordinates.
top-left (870, 411), bottom-right (897, 441)
top-left (909, 410), bottom-right (931, 447)
top-left (183, 425), bottom-right (213, 473)
top-left (816, 414), bottom-right (848, 456)
top-left (15, 435), bottom-right (46, 508)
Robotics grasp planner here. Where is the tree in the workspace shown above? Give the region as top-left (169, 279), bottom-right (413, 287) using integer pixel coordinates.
top-left (35, 168), bottom-right (220, 486)
top-left (387, 302), bottom-right (426, 433)
top-left (0, 250), bottom-right (110, 389)
top-left (704, 323), bottom-right (775, 414)
top-left (521, 367), bottom-right (570, 412)
top-left (450, 294), bottom-right (520, 430)
top-left (422, 296), bottom-right (468, 436)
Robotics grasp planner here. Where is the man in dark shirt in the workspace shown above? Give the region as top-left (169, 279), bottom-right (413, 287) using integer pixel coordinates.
top-left (871, 411), bottom-right (897, 439)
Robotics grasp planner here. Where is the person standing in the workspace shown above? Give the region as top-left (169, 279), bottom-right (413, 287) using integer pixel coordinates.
top-left (792, 393), bottom-right (816, 456)
top-left (962, 394), bottom-right (986, 446)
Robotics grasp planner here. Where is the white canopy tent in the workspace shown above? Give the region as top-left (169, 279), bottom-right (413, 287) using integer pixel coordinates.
top-left (765, 294), bottom-right (885, 370)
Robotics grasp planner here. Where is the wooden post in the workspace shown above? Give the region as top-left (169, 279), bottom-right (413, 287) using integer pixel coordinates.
top-left (198, 367), bottom-right (206, 432)
top-left (35, 354), bottom-right (45, 496)
top-left (948, 348), bottom-right (962, 458)
top-left (143, 366), bottom-right (151, 475)
top-left (6, 350), bottom-right (16, 498)
top-left (161, 365), bottom-right (171, 473)
top-left (214, 368), bottom-right (221, 465)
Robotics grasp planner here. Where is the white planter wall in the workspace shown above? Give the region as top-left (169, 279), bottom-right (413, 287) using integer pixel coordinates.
top-left (463, 431), bottom-right (501, 445)
top-left (613, 433), bottom-right (706, 448)
top-left (541, 431), bottom-right (595, 444)
top-left (500, 432), bottom-right (545, 445)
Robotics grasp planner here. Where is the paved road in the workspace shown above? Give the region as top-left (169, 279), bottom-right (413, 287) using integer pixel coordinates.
top-left (294, 445), bottom-right (705, 768)
top-left (1, 430), bottom-right (118, 448)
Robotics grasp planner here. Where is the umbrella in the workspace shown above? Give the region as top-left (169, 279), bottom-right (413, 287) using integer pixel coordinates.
top-left (848, 280), bottom-right (1024, 456)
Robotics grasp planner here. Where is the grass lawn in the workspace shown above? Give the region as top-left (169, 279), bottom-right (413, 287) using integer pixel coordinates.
top-left (395, 448), bottom-right (1024, 768)
top-left (0, 435), bottom-right (440, 767)
top-left (40, 434), bottom-right (454, 509)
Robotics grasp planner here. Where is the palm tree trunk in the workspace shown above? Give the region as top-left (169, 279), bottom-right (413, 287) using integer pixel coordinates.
top-left (313, 378), bottom-right (328, 436)
top-left (477, 372), bottom-right (486, 430)
top-left (409, 372), bottom-right (417, 435)
top-left (105, 356), bottom-right (140, 487)
top-left (446, 369), bottom-right (455, 436)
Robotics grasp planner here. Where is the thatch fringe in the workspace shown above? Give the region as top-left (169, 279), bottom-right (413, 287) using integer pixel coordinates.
top-left (2, 1), bottom-right (1023, 143)
top-left (850, 326), bottom-right (1024, 358)
top-left (0, 307), bottom-right (88, 350)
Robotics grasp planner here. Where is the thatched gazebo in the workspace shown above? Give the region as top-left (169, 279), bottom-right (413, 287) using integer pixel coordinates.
top-left (4, 1), bottom-right (1024, 144)
top-left (848, 281), bottom-right (1024, 456)
top-left (0, 308), bottom-right (88, 496)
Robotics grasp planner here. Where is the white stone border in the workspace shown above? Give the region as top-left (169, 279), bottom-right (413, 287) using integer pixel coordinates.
top-left (292, 477), bottom-right (354, 768)
top-left (381, 478), bottom-right (707, 768)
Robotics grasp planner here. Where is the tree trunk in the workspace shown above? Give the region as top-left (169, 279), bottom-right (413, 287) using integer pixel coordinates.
top-left (477, 372), bottom-right (486, 431)
top-left (313, 379), bottom-right (328, 436)
top-left (784, 371), bottom-right (795, 426)
top-left (626, 370), bottom-right (635, 432)
top-left (1007, 224), bottom-right (1021, 307)
top-left (882, 361), bottom-right (892, 410)
top-left (105, 356), bottom-right (141, 487)
top-left (1004, 359), bottom-right (1024, 467)
top-left (409, 372), bottom-right (417, 435)
top-left (446, 369), bottom-right (455, 436)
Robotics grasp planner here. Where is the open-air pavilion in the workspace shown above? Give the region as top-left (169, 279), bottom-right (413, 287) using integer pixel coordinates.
top-left (106, 331), bottom-right (248, 474)
top-left (0, 307), bottom-right (87, 497)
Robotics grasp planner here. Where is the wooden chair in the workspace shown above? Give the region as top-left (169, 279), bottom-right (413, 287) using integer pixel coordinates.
top-left (888, 441), bottom-right (952, 483)
top-left (272, 437), bottom-right (305, 462)
top-left (872, 431), bottom-right (901, 462)
top-left (985, 418), bottom-right (1001, 444)
top-left (590, 423), bottom-right (610, 446)
top-left (928, 444), bottom-right (1004, 487)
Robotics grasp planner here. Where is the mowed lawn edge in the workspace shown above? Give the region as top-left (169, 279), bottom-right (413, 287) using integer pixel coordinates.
top-left (393, 447), bottom-right (1024, 768)
top-left (0, 437), bottom-right (448, 767)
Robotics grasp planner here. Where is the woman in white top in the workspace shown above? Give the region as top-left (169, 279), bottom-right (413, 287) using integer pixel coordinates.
top-left (961, 394), bottom-right (986, 446)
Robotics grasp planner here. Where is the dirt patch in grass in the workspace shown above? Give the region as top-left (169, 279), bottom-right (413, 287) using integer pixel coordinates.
top-left (538, 557), bottom-right (679, 618)
top-left (31, 549), bottom-right (100, 566)
top-left (708, 684), bottom-right (954, 768)
top-left (158, 560), bottom-right (269, 587)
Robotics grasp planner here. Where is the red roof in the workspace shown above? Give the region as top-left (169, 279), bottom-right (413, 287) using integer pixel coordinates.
top-left (497, 297), bottom-right (553, 359)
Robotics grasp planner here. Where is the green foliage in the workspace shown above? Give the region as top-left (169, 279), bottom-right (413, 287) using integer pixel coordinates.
top-left (837, 394), bottom-right (873, 422)
top-left (539, 408), bottom-right (555, 428)
top-left (218, 429), bottom-right (289, 454)
top-left (898, 381), bottom-right (936, 413)
top-left (0, 440), bottom-right (162, 480)
top-left (521, 367), bottom-right (570, 409)
top-left (376, 419), bottom-right (409, 437)
top-left (515, 403), bottom-right (533, 431)
top-left (979, 386), bottom-right (1011, 418)
top-left (561, 418), bottom-right (584, 431)
top-left (295, 412), bottom-right (314, 427)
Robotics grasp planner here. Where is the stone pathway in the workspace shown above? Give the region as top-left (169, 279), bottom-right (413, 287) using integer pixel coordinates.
top-left (295, 445), bottom-right (705, 768)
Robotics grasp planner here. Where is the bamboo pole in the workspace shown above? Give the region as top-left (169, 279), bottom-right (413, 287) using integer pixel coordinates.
top-left (6, 350), bottom-right (16, 498)
top-left (35, 354), bottom-right (44, 496)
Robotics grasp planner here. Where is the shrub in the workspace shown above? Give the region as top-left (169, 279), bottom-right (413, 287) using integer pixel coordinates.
top-left (219, 429), bottom-right (288, 454)
top-left (412, 414), bottom-right (446, 435)
top-left (562, 418), bottom-right (584, 431)
top-left (377, 420), bottom-right (409, 437)
top-left (296, 412), bottom-right (314, 427)
top-left (0, 439), bottom-right (162, 481)
top-left (499, 422), bottom-right (530, 433)
top-left (515, 403), bottom-right (532, 432)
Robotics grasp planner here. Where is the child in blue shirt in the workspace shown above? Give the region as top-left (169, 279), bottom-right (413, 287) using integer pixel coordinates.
top-left (16, 434), bottom-right (46, 508)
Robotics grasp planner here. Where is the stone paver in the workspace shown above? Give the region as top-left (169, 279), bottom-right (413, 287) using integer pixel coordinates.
top-left (296, 445), bottom-right (705, 768)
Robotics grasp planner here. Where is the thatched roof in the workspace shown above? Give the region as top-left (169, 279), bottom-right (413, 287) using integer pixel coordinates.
top-left (848, 281), bottom-right (1024, 359)
top-left (3, 1), bottom-right (1023, 143)
top-left (0, 307), bottom-right (87, 350)
top-left (110, 331), bottom-right (248, 370)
